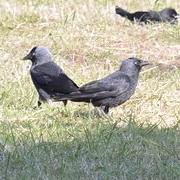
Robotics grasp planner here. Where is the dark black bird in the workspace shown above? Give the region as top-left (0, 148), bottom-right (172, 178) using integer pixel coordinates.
top-left (115, 6), bottom-right (179, 24)
top-left (23, 46), bottom-right (79, 107)
top-left (53, 58), bottom-right (150, 114)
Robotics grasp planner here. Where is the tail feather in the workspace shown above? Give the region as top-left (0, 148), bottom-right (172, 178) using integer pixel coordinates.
top-left (52, 91), bottom-right (115, 102)
top-left (52, 93), bottom-right (92, 102)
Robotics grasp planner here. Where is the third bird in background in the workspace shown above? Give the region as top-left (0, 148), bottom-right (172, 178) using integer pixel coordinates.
top-left (115, 6), bottom-right (179, 24)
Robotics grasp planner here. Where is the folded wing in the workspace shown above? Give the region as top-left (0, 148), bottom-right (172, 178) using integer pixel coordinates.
top-left (53, 72), bottom-right (131, 101)
top-left (30, 62), bottom-right (79, 94)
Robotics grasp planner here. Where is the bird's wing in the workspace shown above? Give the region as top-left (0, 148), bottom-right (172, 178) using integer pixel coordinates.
top-left (52, 73), bottom-right (131, 102)
top-left (30, 62), bottom-right (78, 94)
top-left (80, 72), bottom-right (130, 94)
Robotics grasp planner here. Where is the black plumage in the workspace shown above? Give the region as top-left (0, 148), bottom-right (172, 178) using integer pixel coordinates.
top-left (53, 58), bottom-right (150, 114)
top-left (115, 6), bottom-right (179, 24)
top-left (23, 46), bottom-right (79, 107)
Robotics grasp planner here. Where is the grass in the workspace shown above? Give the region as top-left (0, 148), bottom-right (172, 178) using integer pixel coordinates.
top-left (0, 0), bottom-right (180, 179)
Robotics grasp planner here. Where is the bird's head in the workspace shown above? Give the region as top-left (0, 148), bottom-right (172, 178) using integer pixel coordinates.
top-left (120, 57), bottom-right (150, 76)
top-left (23, 46), bottom-right (53, 65)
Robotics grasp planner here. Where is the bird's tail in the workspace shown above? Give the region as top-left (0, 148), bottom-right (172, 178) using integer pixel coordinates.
top-left (52, 91), bottom-right (114, 102)
top-left (52, 92), bottom-right (92, 102)
top-left (115, 6), bottom-right (131, 17)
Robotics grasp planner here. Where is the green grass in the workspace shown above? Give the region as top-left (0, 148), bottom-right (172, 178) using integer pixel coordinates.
top-left (0, 0), bottom-right (180, 179)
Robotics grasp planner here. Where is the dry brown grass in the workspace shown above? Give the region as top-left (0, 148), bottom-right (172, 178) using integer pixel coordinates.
top-left (0, 1), bottom-right (180, 127)
top-left (0, 0), bottom-right (179, 179)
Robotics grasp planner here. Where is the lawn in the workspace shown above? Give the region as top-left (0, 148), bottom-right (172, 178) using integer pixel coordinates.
top-left (0, 0), bottom-right (180, 179)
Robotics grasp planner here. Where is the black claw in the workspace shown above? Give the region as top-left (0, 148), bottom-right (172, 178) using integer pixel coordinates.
top-left (38, 101), bottom-right (42, 107)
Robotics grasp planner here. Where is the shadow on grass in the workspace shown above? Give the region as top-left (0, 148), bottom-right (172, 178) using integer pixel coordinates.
top-left (73, 108), bottom-right (113, 121)
top-left (0, 115), bottom-right (179, 179)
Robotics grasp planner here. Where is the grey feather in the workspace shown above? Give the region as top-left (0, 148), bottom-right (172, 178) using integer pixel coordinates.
top-left (23, 46), bottom-right (79, 107)
top-left (53, 57), bottom-right (150, 114)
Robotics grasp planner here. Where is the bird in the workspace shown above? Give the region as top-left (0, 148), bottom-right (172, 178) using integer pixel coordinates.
top-left (52, 57), bottom-right (150, 114)
top-left (23, 46), bottom-right (79, 107)
top-left (115, 6), bottom-right (179, 24)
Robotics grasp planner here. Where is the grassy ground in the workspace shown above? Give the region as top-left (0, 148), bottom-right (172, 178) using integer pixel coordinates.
top-left (0, 0), bottom-right (180, 179)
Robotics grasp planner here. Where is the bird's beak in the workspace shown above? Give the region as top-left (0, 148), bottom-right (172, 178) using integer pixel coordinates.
top-left (140, 60), bottom-right (151, 67)
top-left (22, 53), bottom-right (32, 60)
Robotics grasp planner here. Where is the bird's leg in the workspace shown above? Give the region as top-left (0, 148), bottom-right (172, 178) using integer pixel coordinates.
top-left (33, 100), bottom-right (42, 110)
top-left (103, 106), bottom-right (109, 114)
top-left (37, 89), bottom-right (50, 107)
top-left (63, 100), bottom-right (67, 106)
top-left (34, 91), bottom-right (49, 109)
top-left (61, 100), bottom-right (69, 116)
top-left (98, 106), bottom-right (112, 119)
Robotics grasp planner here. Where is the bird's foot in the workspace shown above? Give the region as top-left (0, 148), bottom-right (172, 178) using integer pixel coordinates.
top-left (93, 108), bottom-right (112, 119)
top-left (33, 106), bottom-right (42, 110)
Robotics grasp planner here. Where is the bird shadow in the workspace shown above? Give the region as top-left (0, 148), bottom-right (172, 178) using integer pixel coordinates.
top-left (72, 108), bottom-right (112, 120)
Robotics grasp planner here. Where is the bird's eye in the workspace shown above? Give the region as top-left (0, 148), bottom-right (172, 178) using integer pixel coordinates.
top-left (134, 61), bottom-right (139, 65)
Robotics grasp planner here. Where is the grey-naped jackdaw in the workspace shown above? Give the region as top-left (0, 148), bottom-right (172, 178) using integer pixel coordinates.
top-left (53, 57), bottom-right (150, 114)
top-left (23, 46), bottom-right (79, 107)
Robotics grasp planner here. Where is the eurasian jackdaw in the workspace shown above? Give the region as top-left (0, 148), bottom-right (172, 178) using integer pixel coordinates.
top-left (23, 46), bottom-right (79, 107)
top-left (53, 58), bottom-right (150, 114)
top-left (115, 6), bottom-right (179, 24)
